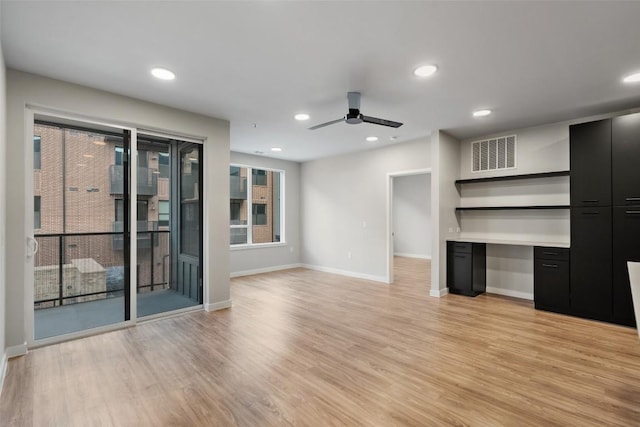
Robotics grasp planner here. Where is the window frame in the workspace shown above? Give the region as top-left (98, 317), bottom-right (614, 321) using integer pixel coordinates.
top-left (229, 163), bottom-right (285, 248)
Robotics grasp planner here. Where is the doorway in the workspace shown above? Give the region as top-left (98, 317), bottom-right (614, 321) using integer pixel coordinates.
top-left (387, 169), bottom-right (432, 284)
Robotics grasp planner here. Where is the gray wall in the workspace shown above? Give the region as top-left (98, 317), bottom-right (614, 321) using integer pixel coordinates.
top-left (5, 70), bottom-right (230, 349)
top-left (301, 138), bottom-right (430, 281)
top-left (0, 9), bottom-right (7, 365)
top-left (393, 174), bottom-right (431, 258)
top-left (230, 151), bottom-right (301, 275)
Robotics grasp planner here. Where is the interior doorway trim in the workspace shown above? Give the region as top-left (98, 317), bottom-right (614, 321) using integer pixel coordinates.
top-left (386, 168), bottom-right (432, 284)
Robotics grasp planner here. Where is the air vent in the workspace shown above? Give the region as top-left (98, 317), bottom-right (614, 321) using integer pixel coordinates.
top-left (471, 135), bottom-right (516, 172)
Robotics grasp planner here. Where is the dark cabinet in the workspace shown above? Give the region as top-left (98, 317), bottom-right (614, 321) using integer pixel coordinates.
top-left (612, 207), bottom-right (640, 326)
top-left (447, 241), bottom-right (486, 297)
top-left (612, 113), bottom-right (640, 206)
top-left (534, 247), bottom-right (570, 314)
top-left (570, 119), bottom-right (612, 207)
top-left (570, 207), bottom-right (612, 321)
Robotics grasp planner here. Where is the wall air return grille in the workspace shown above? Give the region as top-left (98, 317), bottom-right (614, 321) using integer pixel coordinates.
top-left (471, 135), bottom-right (516, 172)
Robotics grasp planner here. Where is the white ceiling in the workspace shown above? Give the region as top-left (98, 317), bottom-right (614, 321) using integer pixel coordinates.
top-left (3, 1), bottom-right (640, 162)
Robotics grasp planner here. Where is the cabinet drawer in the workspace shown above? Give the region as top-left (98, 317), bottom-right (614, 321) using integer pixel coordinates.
top-left (448, 241), bottom-right (472, 254)
top-left (534, 246), bottom-right (570, 261)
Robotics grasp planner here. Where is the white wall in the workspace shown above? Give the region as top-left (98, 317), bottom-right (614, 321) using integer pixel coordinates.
top-left (393, 174), bottom-right (431, 258)
top-left (0, 8), bottom-right (8, 383)
top-left (230, 152), bottom-right (301, 275)
top-left (5, 70), bottom-right (230, 350)
top-left (432, 131), bottom-right (461, 295)
top-left (301, 138), bottom-right (430, 282)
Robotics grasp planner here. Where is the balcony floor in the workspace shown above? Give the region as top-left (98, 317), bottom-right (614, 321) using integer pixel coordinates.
top-left (34, 289), bottom-right (199, 340)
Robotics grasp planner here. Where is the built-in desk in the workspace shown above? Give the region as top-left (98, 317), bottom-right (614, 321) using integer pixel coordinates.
top-left (446, 238), bottom-right (570, 306)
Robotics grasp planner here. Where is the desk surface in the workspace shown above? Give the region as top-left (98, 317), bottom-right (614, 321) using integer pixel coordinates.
top-left (448, 236), bottom-right (570, 248)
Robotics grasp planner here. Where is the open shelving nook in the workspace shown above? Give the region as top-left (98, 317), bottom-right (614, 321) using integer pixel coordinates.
top-left (455, 170), bottom-right (570, 211)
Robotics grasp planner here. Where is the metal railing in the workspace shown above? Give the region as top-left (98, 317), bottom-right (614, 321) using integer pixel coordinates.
top-left (112, 221), bottom-right (159, 250)
top-left (34, 230), bottom-right (170, 308)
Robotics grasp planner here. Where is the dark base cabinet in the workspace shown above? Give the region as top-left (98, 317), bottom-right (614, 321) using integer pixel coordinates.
top-left (534, 247), bottom-right (570, 314)
top-left (447, 241), bottom-right (486, 297)
top-left (612, 207), bottom-right (639, 327)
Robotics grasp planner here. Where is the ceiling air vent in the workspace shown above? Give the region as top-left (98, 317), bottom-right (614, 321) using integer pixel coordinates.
top-left (471, 135), bottom-right (516, 173)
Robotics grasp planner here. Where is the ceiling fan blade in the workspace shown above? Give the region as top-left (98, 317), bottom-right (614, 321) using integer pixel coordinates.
top-left (360, 115), bottom-right (403, 128)
top-left (308, 117), bottom-right (345, 130)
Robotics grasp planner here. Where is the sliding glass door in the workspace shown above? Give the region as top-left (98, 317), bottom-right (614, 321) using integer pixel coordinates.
top-left (32, 117), bottom-right (203, 341)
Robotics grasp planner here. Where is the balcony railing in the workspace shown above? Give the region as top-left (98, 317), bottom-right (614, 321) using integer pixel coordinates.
top-left (109, 165), bottom-right (158, 196)
top-left (34, 231), bottom-right (170, 308)
top-left (112, 221), bottom-right (159, 250)
top-left (230, 175), bottom-right (247, 199)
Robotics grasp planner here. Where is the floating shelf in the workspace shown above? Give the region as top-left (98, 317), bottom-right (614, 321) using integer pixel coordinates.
top-left (455, 170), bottom-right (570, 185)
top-left (456, 205), bottom-right (570, 211)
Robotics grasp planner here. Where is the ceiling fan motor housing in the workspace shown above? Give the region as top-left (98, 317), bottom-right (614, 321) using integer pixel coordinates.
top-left (346, 108), bottom-right (363, 124)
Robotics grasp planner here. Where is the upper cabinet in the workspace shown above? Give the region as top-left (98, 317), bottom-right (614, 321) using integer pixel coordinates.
top-left (570, 119), bottom-right (612, 207)
top-left (612, 112), bottom-right (640, 206)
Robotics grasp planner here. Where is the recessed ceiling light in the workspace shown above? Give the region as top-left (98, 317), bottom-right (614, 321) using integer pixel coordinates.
top-left (473, 109), bottom-right (492, 117)
top-left (623, 71), bottom-right (640, 83)
top-left (271, 147), bottom-right (282, 152)
top-left (294, 113), bottom-right (310, 121)
top-left (414, 64), bottom-right (438, 78)
top-left (366, 136), bottom-right (379, 142)
top-left (151, 67), bottom-right (175, 81)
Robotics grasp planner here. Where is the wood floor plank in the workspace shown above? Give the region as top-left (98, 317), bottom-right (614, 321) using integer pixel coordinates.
top-left (2, 257), bottom-right (640, 426)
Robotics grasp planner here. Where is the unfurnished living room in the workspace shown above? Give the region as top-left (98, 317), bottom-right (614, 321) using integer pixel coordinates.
top-left (1, 1), bottom-right (640, 426)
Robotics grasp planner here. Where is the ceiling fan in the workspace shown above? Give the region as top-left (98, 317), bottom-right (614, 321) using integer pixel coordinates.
top-left (309, 92), bottom-right (403, 130)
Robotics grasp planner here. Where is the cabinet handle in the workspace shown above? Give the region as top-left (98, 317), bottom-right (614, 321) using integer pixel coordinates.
top-left (581, 200), bottom-right (599, 203)
top-left (455, 255), bottom-right (467, 259)
top-left (542, 264), bottom-right (558, 268)
top-left (581, 212), bottom-right (601, 215)
top-left (625, 211), bottom-right (640, 215)
top-left (625, 197), bottom-right (640, 201)
top-left (542, 251), bottom-right (558, 256)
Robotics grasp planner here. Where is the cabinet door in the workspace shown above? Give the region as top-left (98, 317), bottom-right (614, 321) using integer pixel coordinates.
top-left (570, 207), bottom-right (612, 319)
top-left (570, 119), bottom-right (612, 207)
top-left (612, 207), bottom-right (639, 326)
top-left (612, 113), bottom-right (640, 206)
top-left (448, 252), bottom-right (472, 292)
top-left (534, 259), bottom-right (570, 312)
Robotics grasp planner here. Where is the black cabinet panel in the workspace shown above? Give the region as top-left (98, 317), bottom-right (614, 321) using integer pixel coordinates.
top-left (570, 207), bottom-right (612, 320)
top-left (534, 258), bottom-right (570, 313)
top-left (570, 119), bottom-right (612, 207)
top-left (534, 247), bottom-right (570, 261)
top-left (447, 241), bottom-right (486, 297)
top-left (612, 207), bottom-right (639, 326)
top-left (612, 113), bottom-right (640, 206)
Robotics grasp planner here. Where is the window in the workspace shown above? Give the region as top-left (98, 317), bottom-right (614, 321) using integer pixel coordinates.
top-left (158, 152), bottom-right (170, 178)
top-left (34, 196), bottom-right (41, 229)
top-left (253, 204), bottom-right (267, 225)
top-left (115, 199), bottom-right (149, 222)
top-left (158, 200), bottom-right (169, 227)
top-left (115, 146), bottom-right (124, 166)
top-left (252, 169), bottom-right (267, 186)
top-left (230, 165), bottom-right (283, 245)
top-left (34, 136), bottom-right (41, 169)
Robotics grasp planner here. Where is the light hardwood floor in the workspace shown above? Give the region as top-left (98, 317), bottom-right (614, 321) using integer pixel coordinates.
top-left (2, 257), bottom-right (640, 426)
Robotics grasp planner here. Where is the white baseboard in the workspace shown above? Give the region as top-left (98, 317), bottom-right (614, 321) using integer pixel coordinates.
top-left (6, 343), bottom-right (27, 359)
top-left (430, 287), bottom-right (449, 298)
top-left (230, 263), bottom-right (302, 278)
top-left (205, 299), bottom-right (232, 312)
top-left (486, 286), bottom-right (533, 301)
top-left (0, 352), bottom-right (7, 396)
top-left (301, 264), bottom-right (388, 284)
top-left (394, 253), bottom-right (432, 260)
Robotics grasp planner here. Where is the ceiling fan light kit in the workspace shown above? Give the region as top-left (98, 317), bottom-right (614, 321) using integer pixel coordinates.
top-left (309, 92), bottom-right (403, 130)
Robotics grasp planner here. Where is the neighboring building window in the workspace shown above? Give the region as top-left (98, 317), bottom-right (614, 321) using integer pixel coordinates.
top-left (115, 199), bottom-right (149, 221)
top-left (253, 204), bottom-right (267, 225)
top-left (115, 147), bottom-right (124, 166)
top-left (158, 200), bottom-right (169, 227)
top-left (34, 136), bottom-right (41, 169)
top-left (158, 152), bottom-right (170, 178)
top-left (252, 169), bottom-right (267, 186)
top-left (230, 165), bottom-right (283, 245)
top-left (34, 196), bottom-right (41, 229)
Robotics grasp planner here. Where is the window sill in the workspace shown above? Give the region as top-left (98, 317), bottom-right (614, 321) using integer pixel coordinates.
top-left (230, 242), bottom-right (288, 251)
